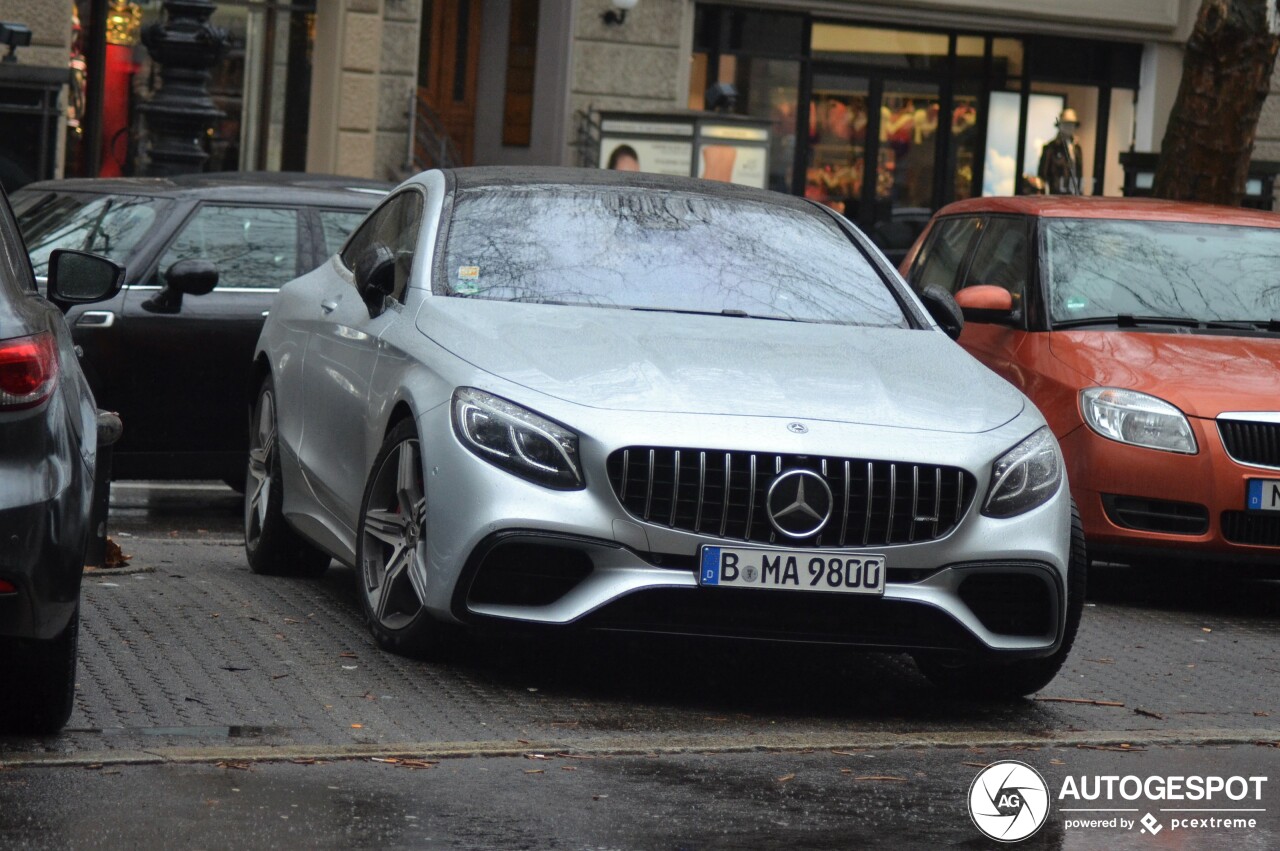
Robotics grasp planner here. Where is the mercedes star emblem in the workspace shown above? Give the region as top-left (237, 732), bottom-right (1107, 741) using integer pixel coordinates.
top-left (766, 469), bottom-right (834, 539)
top-left (787, 422), bottom-right (808, 434)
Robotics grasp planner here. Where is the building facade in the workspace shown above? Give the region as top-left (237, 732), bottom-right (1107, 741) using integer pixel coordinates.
top-left (9, 0), bottom-right (1280, 225)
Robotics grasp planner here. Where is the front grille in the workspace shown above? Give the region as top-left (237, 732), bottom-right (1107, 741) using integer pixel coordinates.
top-left (605, 447), bottom-right (975, 547)
top-left (1221, 511), bottom-right (1280, 547)
top-left (1218, 419), bottom-right (1280, 468)
top-left (1102, 494), bottom-right (1209, 536)
top-left (582, 587), bottom-right (981, 651)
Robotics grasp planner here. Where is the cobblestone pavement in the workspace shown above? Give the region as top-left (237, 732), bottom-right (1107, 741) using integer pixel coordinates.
top-left (2, 484), bottom-right (1277, 762)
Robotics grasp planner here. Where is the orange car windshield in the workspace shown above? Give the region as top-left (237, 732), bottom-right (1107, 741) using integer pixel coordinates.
top-left (1042, 218), bottom-right (1280, 326)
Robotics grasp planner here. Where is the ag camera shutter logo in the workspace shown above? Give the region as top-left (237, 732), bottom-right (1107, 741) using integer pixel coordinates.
top-left (969, 760), bottom-right (1051, 842)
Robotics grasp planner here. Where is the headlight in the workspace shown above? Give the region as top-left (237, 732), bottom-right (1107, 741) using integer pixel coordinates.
top-left (1079, 388), bottom-right (1197, 454)
top-left (452, 387), bottom-right (584, 490)
top-left (983, 427), bottom-right (1063, 518)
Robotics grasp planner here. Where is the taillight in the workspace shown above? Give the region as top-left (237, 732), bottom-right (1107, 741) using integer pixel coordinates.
top-left (0, 332), bottom-right (59, 410)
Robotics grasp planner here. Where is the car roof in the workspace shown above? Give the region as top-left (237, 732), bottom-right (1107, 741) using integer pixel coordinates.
top-left (15, 171), bottom-right (393, 206)
top-left (445, 166), bottom-right (819, 214)
top-left (934, 195), bottom-right (1280, 229)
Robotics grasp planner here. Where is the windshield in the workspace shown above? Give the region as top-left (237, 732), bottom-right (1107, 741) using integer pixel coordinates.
top-left (440, 185), bottom-right (909, 327)
top-left (12, 190), bottom-right (163, 276)
top-left (1042, 217), bottom-right (1280, 325)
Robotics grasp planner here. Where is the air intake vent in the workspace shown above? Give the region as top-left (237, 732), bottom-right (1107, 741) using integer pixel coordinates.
top-left (605, 447), bottom-right (974, 548)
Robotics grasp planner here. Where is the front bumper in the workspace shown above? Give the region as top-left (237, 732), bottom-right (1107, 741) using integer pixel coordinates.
top-left (416, 403), bottom-right (1074, 659)
top-left (1063, 419), bottom-right (1280, 565)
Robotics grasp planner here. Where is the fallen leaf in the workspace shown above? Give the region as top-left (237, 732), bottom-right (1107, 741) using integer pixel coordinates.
top-left (271, 674), bottom-right (289, 680)
top-left (1254, 711), bottom-right (1270, 717)
top-left (853, 775), bottom-right (907, 782)
top-left (1050, 759), bottom-right (1066, 766)
top-left (274, 633), bottom-right (286, 640)
top-left (556, 753), bottom-right (597, 760)
top-left (104, 538), bottom-right (132, 567)
top-left (524, 769), bottom-right (545, 774)
top-left (371, 758), bottom-right (400, 764)
top-left (524, 753), bottom-right (552, 761)
top-left (284, 618), bottom-right (301, 625)
top-left (831, 750), bottom-right (865, 756)
top-left (593, 794), bottom-right (608, 801)
top-left (339, 651), bottom-right (358, 659)
top-left (220, 665), bottom-right (250, 672)
top-left (1076, 744), bottom-right (1146, 753)
top-left (1202, 627), bottom-right (1213, 633)
top-left (400, 760), bottom-right (437, 770)
top-left (84, 763), bottom-right (103, 770)
top-left (216, 761), bottom-right (253, 771)
top-left (291, 758), bottom-right (320, 765)
top-left (561, 766), bottom-right (577, 772)
top-left (962, 762), bottom-right (987, 768)
top-left (1134, 708), bottom-right (1165, 720)
top-left (1255, 741), bottom-right (1280, 749)
top-left (777, 773), bottom-right (796, 783)
top-left (840, 768), bottom-right (852, 774)
top-left (1035, 697), bottom-right (1125, 707)
top-left (351, 724), bottom-right (363, 729)
top-left (517, 739), bottom-right (531, 745)
top-left (1084, 658), bottom-right (1115, 664)
top-left (210, 613), bottom-right (221, 619)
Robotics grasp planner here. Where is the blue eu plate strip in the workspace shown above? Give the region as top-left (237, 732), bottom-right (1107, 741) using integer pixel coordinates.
top-left (700, 547), bottom-right (720, 585)
top-left (1248, 480), bottom-right (1263, 510)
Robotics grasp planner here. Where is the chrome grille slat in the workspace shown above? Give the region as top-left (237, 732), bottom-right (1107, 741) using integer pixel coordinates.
top-left (643, 448), bottom-right (655, 520)
top-left (606, 447), bottom-right (974, 548)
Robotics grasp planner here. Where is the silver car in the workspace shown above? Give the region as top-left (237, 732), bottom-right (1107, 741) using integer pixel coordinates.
top-left (246, 167), bottom-right (1083, 698)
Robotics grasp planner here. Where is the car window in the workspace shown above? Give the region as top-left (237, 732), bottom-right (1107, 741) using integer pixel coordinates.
top-left (156, 205), bottom-right (300, 289)
top-left (340, 191), bottom-right (423, 303)
top-left (318, 209), bottom-right (368, 257)
top-left (1043, 217), bottom-right (1280, 323)
top-left (911, 216), bottom-right (981, 293)
top-left (0, 188), bottom-right (33, 298)
top-left (440, 185), bottom-right (908, 327)
top-left (13, 191), bottom-right (161, 276)
top-left (962, 216), bottom-right (1028, 300)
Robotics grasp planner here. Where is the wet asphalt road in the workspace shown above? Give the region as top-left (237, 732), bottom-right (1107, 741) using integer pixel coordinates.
top-left (1, 482), bottom-right (1278, 849)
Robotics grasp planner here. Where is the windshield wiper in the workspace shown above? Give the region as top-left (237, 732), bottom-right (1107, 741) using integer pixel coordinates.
top-left (1210, 319), bottom-right (1280, 332)
top-left (1053, 314), bottom-right (1204, 330)
top-left (628, 307), bottom-right (800, 322)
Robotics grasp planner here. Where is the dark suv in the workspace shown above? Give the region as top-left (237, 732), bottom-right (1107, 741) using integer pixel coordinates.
top-left (0, 185), bottom-right (122, 734)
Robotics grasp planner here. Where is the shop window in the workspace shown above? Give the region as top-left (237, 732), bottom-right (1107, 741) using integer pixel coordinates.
top-left (992, 38), bottom-right (1023, 86)
top-left (811, 25), bottom-right (949, 72)
top-left (983, 91), bottom-right (1064, 196)
top-left (501, 0), bottom-right (539, 147)
top-left (1103, 89), bottom-right (1136, 197)
top-left (951, 89), bottom-right (981, 201)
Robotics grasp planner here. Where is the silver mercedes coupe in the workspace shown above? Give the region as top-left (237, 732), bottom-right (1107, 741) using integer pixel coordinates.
top-left (246, 167), bottom-right (1082, 698)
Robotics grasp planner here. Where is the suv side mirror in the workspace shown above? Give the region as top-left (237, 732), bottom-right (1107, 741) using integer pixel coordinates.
top-left (46, 249), bottom-right (124, 312)
top-left (142, 259), bottom-right (219, 314)
top-left (955, 285), bottom-right (1017, 324)
top-left (355, 243), bottom-right (396, 317)
top-left (918, 284), bottom-right (964, 341)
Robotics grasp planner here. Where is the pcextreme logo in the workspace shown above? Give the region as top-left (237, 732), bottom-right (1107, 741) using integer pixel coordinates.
top-left (968, 763), bottom-right (1270, 842)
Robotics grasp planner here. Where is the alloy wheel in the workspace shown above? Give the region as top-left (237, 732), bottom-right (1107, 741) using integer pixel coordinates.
top-left (360, 438), bottom-right (429, 630)
top-left (244, 387), bottom-right (275, 549)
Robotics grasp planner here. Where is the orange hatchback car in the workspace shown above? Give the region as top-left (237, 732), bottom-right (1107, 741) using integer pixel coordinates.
top-left (901, 196), bottom-right (1280, 571)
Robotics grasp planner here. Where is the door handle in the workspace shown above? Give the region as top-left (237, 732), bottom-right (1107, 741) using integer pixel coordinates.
top-left (321, 299), bottom-right (338, 314)
top-left (76, 311), bottom-right (116, 328)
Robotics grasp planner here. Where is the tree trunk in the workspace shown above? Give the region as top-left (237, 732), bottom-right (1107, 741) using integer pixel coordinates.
top-left (1152, 0), bottom-right (1280, 205)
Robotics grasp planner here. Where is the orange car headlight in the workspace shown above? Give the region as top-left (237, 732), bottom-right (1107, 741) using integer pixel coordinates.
top-left (1079, 388), bottom-right (1197, 455)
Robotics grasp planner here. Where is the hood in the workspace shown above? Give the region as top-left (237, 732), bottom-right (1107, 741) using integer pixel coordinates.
top-left (419, 299), bottom-right (1025, 434)
top-left (1049, 330), bottom-right (1280, 418)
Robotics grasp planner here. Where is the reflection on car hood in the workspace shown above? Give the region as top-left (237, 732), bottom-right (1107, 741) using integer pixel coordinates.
top-left (1048, 330), bottom-right (1280, 418)
top-left (419, 299), bottom-right (1024, 434)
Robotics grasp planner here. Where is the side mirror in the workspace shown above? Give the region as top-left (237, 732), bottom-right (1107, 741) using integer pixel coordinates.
top-left (142, 259), bottom-right (219, 314)
top-left (46, 249), bottom-right (124, 312)
top-left (918, 284), bottom-right (964, 341)
top-left (955, 285), bottom-right (1016, 324)
top-left (355, 243), bottom-right (396, 317)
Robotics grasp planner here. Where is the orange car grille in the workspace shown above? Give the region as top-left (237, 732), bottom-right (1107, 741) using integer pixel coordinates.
top-left (1217, 419), bottom-right (1280, 469)
top-left (605, 447), bottom-right (975, 548)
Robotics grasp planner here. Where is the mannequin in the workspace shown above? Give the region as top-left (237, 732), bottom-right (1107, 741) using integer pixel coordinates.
top-left (1037, 108), bottom-right (1083, 195)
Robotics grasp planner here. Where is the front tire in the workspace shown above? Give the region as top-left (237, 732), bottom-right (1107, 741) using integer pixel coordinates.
top-left (244, 376), bottom-right (330, 578)
top-left (916, 502), bottom-right (1087, 699)
top-left (0, 606), bottom-right (79, 734)
top-left (356, 420), bottom-right (448, 657)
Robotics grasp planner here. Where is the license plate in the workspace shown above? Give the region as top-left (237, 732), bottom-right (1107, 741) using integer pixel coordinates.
top-left (698, 545), bottom-right (886, 596)
top-left (1246, 479), bottom-right (1280, 512)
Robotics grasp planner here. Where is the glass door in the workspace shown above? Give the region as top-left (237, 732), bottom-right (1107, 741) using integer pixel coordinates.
top-left (804, 73), bottom-right (871, 222)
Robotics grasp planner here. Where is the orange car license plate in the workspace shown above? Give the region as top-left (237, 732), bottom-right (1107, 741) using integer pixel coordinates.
top-left (1246, 479), bottom-right (1280, 512)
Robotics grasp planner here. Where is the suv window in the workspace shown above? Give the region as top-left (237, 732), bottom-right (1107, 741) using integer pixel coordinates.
top-left (911, 216), bottom-right (981, 293)
top-left (962, 216), bottom-right (1029, 300)
top-left (157, 205), bottom-right (301, 289)
top-left (341, 191), bottom-right (423, 303)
